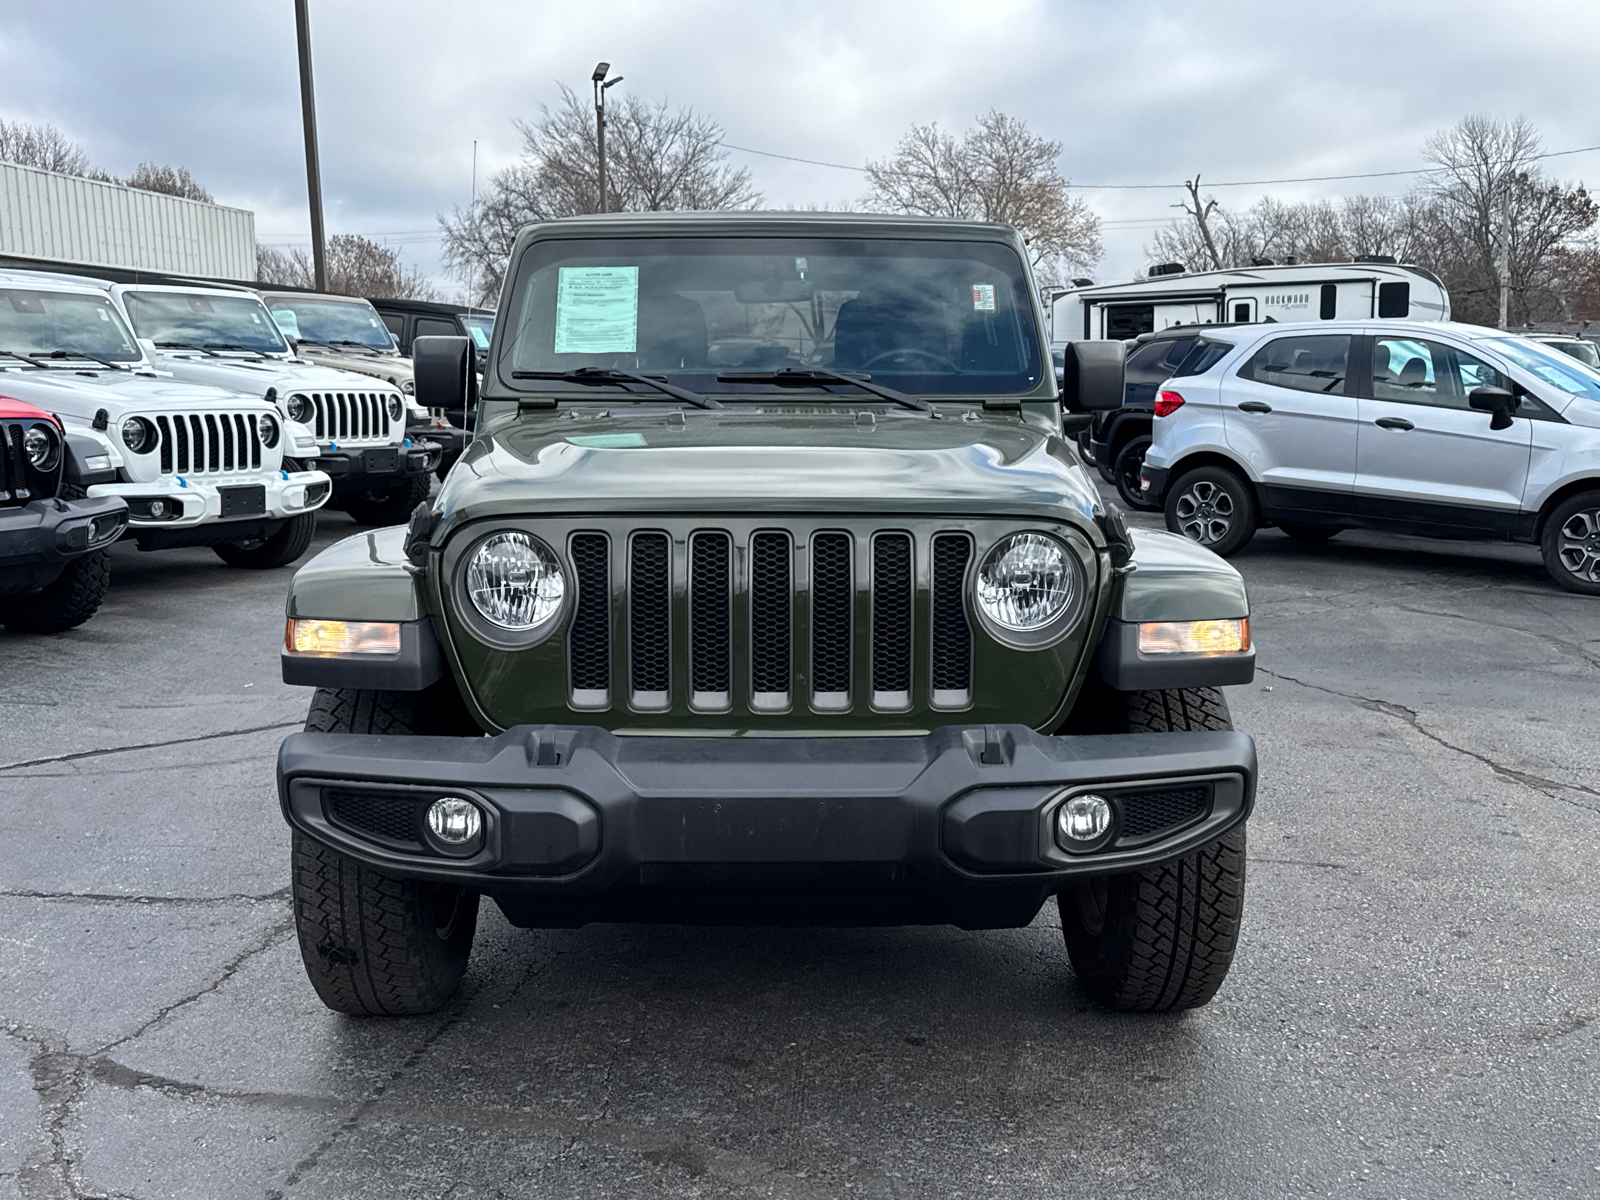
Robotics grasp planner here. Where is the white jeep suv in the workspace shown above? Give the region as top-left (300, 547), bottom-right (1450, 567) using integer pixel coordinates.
top-left (0, 274), bottom-right (330, 568)
top-left (103, 281), bottom-right (442, 526)
top-left (1139, 320), bottom-right (1600, 594)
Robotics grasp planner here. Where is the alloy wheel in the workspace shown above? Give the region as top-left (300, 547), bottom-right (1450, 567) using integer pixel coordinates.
top-left (1174, 480), bottom-right (1235, 545)
top-left (1556, 507), bottom-right (1600, 583)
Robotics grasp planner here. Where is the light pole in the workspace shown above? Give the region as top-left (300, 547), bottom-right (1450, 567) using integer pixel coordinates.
top-left (294, 0), bottom-right (328, 292)
top-left (592, 62), bottom-right (623, 213)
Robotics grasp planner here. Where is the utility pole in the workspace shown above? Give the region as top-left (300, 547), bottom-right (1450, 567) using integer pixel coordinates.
top-left (294, 0), bottom-right (328, 292)
top-left (592, 62), bottom-right (623, 213)
top-left (1497, 180), bottom-right (1512, 330)
top-left (467, 139), bottom-right (477, 308)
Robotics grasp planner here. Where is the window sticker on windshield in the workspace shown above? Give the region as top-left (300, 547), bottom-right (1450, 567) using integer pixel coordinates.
top-left (569, 432), bottom-right (647, 448)
top-left (554, 266), bottom-right (638, 354)
top-left (468, 326), bottom-right (489, 349)
top-left (972, 284), bottom-right (996, 312)
top-left (271, 309), bottom-right (300, 339)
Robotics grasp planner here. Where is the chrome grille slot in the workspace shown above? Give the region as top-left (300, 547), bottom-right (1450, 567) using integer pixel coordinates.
top-left (628, 532), bottom-right (671, 709)
top-left (810, 532), bottom-right (853, 711)
top-left (930, 534), bottom-right (973, 708)
top-left (568, 533), bottom-right (611, 708)
top-left (871, 533), bottom-right (913, 709)
top-left (689, 531), bottom-right (732, 711)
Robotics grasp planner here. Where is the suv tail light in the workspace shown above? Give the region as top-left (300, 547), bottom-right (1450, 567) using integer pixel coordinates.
top-left (1154, 390), bottom-right (1185, 417)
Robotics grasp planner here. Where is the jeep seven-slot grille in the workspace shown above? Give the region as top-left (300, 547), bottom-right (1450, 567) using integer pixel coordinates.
top-left (154, 413), bottom-right (263, 476)
top-left (566, 528), bottom-right (974, 714)
top-left (0, 420), bottom-right (46, 505)
top-left (302, 392), bottom-right (394, 445)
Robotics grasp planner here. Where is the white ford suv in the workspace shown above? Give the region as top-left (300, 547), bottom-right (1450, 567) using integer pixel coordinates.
top-left (1139, 320), bottom-right (1600, 594)
top-left (0, 274), bottom-right (331, 568)
top-left (102, 281), bottom-right (442, 527)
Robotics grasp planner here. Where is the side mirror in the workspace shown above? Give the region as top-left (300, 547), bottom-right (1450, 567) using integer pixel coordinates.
top-left (1060, 340), bottom-right (1126, 412)
top-left (1469, 386), bottom-right (1517, 431)
top-left (414, 336), bottom-right (478, 416)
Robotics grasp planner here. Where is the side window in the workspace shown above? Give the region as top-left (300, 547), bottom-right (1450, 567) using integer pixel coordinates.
top-left (1124, 340), bottom-right (1171, 381)
top-left (380, 313), bottom-right (405, 340)
top-left (1239, 334), bottom-right (1351, 394)
top-left (415, 317), bottom-right (459, 339)
top-left (1160, 337), bottom-right (1197, 370)
top-left (1319, 284), bottom-right (1337, 320)
top-left (1378, 282), bottom-right (1410, 318)
top-left (1172, 339), bottom-right (1233, 378)
top-left (1373, 338), bottom-right (1504, 410)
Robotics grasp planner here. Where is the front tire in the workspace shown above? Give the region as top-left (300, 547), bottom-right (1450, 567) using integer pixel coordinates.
top-left (1541, 490), bottom-right (1600, 595)
top-left (343, 474), bottom-right (431, 527)
top-left (0, 551), bottom-right (112, 633)
top-left (212, 512), bottom-right (317, 569)
top-left (1059, 687), bottom-right (1247, 1012)
top-left (1165, 465), bottom-right (1258, 556)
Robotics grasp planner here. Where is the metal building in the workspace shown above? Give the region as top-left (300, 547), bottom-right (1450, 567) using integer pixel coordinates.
top-left (0, 160), bottom-right (255, 281)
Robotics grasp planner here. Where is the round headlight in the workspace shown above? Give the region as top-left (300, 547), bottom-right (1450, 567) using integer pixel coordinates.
top-left (387, 393), bottom-right (404, 420)
top-left (464, 532), bottom-right (565, 631)
top-left (23, 424), bottom-right (59, 469)
top-left (975, 533), bottom-right (1077, 632)
top-left (120, 416), bottom-right (156, 455)
top-left (401, 379), bottom-right (416, 396)
top-left (257, 414), bottom-right (280, 448)
top-left (287, 393), bottom-right (313, 423)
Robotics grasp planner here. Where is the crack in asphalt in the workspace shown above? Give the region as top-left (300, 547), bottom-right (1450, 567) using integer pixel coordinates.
top-left (1390, 601), bottom-right (1600, 672)
top-left (0, 722), bottom-right (301, 773)
top-left (0, 888), bottom-right (290, 908)
top-left (1258, 667), bottom-right (1600, 812)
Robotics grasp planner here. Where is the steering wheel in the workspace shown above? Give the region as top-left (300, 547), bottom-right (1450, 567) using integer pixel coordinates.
top-left (860, 348), bottom-right (959, 373)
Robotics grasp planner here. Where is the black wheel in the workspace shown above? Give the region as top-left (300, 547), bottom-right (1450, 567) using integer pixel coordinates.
top-left (0, 550), bottom-right (112, 633)
top-left (1113, 435), bottom-right (1158, 511)
top-left (342, 474), bottom-right (431, 526)
top-left (1059, 687), bottom-right (1247, 1012)
top-left (1279, 523), bottom-right (1340, 543)
top-left (1165, 465), bottom-right (1258, 556)
top-left (292, 687), bottom-right (480, 1016)
top-left (212, 512), bottom-right (317, 569)
top-left (1541, 490), bottom-right (1600, 595)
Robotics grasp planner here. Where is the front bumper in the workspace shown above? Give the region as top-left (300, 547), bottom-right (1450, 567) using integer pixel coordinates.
top-left (87, 468), bottom-right (331, 533)
top-left (316, 439), bottom-right (440, 494)
top-left (278, 723), bottom-right (1256, 928)
top-left (0, 495), bottom-right (128, 591)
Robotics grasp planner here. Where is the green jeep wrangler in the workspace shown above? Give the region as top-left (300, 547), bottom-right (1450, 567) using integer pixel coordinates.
top-left (277, 213), bottom-right (1257, 1017)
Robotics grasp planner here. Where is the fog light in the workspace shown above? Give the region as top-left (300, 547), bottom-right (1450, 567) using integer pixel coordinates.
top-left (427, 797), bottom-right (482, 845)
top-left (149, 499), bottom-right (168, 518)
top-left (1057, 794), bottom-right (1112, 848)
top-left (1138, 618), bottom-right (1250, 655)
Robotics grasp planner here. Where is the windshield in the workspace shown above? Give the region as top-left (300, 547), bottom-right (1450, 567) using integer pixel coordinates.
top-left (0, 288), bottom-right (141, 362)
top-left (263, 296), bottom-right (394, 350)
top-left (125, 290), bottom-right (288, 354)
top-left (1547, 339), bottom-right (1600, 369)
top-left (461, 314), bottom-right (494, 351)
top-left (498, 236), bottom-right (1043, 396)
top-left (1486, 336), bottom-right (1600, 404)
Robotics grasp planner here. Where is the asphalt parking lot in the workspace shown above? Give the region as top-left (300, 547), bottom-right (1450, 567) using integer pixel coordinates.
top-left (2, 487), bottom-right (1597, 1200)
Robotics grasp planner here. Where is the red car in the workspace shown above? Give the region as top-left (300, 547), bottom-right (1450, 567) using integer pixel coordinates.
top-left (0, 396), bottom-right (129, 632)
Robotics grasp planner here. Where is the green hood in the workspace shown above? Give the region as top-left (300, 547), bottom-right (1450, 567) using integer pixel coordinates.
top-left (434, 405), bottom-right (1101, 534)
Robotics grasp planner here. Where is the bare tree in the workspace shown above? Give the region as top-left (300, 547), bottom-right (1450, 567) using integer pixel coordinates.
top-left (0, 119), bottom-right (93, 175)
top-left (864, 111), bottom-right (1101, 285)
top-left (125, 162), bottom-right (212, 202)
top-left (440, 85), bottom-right (759, 305)
top-left (256, 235), bottom-right (436, 300)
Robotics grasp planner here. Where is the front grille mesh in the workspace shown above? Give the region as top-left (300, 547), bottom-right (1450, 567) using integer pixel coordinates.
top-left (564, 526), bottom-right (979, 715)
top-left (325, 790), bottom-right (421, 846)
top-left (629, 533), bottom-right (671, 702)
top-left (1120, 786), bottom-right (1210, 840)
top-left (154, 412), bottom-right (263, 476)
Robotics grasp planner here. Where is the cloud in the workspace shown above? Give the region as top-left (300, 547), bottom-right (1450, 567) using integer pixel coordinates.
top-left (1, 0), bottom-right (1597, 296)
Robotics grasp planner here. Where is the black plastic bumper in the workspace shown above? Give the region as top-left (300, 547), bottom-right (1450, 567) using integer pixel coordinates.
top-left (316, 440), bottom-right (440, 494)
top-left (278, 723), bottom-right (1256, 927)
top-left (1139, 463), bottom-right (1171, 503)
top-left (0, 495), bottom-right (128, 591)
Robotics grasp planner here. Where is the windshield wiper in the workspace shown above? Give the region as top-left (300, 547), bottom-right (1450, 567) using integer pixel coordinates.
top-left (0, 349), bottom-right (43, 368)
top-left (155, 340), bottom-right (219, 356)
top-left (510, 367), bottom-right (724, 409)
top-left (326, 339), bottom-right (386, 354)
top-left (716, 368), bottom-right (933, 414)
top-left (203, 342), bottom-right (269, 354)
top-left (29, 349), bottom-right (125, 371)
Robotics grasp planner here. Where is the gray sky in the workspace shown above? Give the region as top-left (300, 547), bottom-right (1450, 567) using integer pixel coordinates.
top-left (3, 0), bottom-right (1597, 300)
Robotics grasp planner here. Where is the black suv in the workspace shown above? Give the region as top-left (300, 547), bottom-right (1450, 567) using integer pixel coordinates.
top-left (1088, 325), bottom-right (1241, 509)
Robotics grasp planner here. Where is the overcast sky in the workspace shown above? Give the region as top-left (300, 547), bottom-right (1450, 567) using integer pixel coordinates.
top-left (3, 0), bottom-right (1597, 301)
